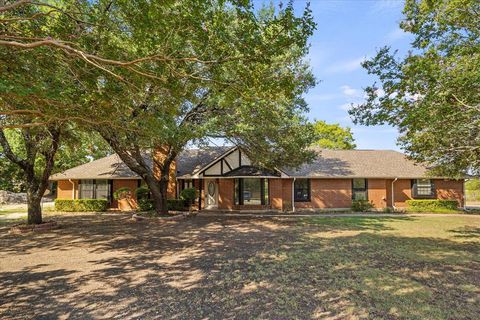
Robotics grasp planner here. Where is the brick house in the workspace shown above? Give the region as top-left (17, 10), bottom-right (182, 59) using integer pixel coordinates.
top-left (50, 147), bottom-right (465, 211)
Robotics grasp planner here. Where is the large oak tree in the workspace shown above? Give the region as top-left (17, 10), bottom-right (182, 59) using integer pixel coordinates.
top-left (1, 0), bottom-right (318, 217)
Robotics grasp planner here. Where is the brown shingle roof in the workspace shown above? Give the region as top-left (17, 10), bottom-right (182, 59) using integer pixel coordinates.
top-left (50, 147), bottom-right (432, 180)
top-left (50, 147), bottom-right (231, 180)
top-left (283, 149), bottom-right (430, 178)
top-left (49, 154), bottom-right (147, 180)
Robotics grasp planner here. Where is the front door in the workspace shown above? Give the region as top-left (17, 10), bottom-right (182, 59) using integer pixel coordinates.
top-left (205, 179), bottom-right (218, 209)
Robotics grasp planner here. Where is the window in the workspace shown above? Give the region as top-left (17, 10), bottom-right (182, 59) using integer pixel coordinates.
top-left (412, 179), bottom-right (434, 198)
top-left (234, 178), bottom-right (269, 205)
top-left (294, 179), bottom-right (310, 202)
top-left (95, 180), bottom-right (110, 200)
top-left (79, 179), bottom-right (94, 199)
top-left (79, 179), bottom-right (111, 201)
top-left (352, 179), bottom-right (368, 200)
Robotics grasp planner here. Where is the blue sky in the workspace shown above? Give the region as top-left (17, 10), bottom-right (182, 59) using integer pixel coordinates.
top-left (262, 0), bottom-right (413, 150)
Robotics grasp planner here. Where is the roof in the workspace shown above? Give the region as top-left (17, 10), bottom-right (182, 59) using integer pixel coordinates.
top-left (50, 147), bottom-right (433, 181)
top-left (50, 154), bottom-right (149, 180)
top-left (50, 147), bottom-right (231, 180)
top-left (283, 149), bottom-right (430, 178)
top-left (176, 146), bottom-right (232, 177)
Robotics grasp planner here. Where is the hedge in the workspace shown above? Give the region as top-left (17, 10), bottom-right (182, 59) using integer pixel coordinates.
top-left (55, 199), bottom-right (108, 212)
top-left (405, 199), bottom-right (458, 212)
top-left (137, 199), bottom-right (186, 212)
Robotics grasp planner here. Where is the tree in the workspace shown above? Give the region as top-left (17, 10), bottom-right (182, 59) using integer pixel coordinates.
top-left (349, 0), bottom-right (480, 177)
top-left (91, 1), bottom-right (317, 214)
top-left (1, 1), bottom-right (317, 216)
top-left (312, 120), bottom-right (356, 149)
top-left (0, 130), bottom-right (111, 193)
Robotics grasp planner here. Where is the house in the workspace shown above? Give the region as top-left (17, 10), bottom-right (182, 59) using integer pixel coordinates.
top-left (49, 147), bottom-right (465, 211)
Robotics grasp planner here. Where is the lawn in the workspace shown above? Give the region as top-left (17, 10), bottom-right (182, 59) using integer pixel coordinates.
top-left (0, 213), bottom-right (478, 319)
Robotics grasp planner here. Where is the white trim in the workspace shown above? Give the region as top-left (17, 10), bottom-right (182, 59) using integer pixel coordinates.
top-left (391, 178), bottom-right (398, 210)
top-left (69, 179), bottom-right (75, 199)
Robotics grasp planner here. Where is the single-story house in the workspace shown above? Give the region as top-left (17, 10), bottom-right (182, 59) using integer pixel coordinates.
top-left (50, 147), bottom-right (465, 211)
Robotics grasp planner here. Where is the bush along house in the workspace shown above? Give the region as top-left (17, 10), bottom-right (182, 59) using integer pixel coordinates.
top-left (50, 146), bottom-right (465, 212)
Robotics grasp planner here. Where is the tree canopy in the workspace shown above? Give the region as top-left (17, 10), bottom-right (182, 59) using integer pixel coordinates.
top-left (1, 0), bottom-right (317, 217)
top-left (312, 120), bottom-right (356, 149)
top-left (349, 0), bottom-right (480, 177)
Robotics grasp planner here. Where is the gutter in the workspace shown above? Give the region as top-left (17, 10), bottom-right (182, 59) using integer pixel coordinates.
top-left (68, 179), bottom-right (75, 199)
top-left (292, 177), bottom-right (296, 213)
top-left (391, 178), bottom-right (398, 210)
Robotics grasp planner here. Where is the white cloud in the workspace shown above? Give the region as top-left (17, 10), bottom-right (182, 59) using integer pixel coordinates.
top-left (325, 56), bottom-right (367, 74)
top-left (341, 85), bottom-right (360, 97)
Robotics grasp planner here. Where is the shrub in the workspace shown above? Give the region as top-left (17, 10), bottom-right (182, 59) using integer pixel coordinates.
top-left (352, 200), bottom-right (374, 212)
top-left (113, 187), bottom-right (131, 200)
top-left (138, 198), bottom-right (155, 211)
top-left (405, 199), bottom-right (458, 212)
top-left (55, 199), bottom-right (108, 212)
top-left (135, 186), bottom-right (150, 200)
top-left (168, 199), bottom-right (186, 211)
top-left (180, 187), bottom-right (196, 206)
top-left (136, 199), bottom-right (186, 212)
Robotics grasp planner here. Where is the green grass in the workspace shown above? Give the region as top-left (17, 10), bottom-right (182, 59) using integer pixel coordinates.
top-left (0, 208), bottom-right (27, 215)
top-left (244, 215), bottom-right (480, 319)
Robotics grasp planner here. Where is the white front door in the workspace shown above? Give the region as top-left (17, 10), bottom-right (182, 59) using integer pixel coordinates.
top-left (205, 179), bottom-right (218, 209)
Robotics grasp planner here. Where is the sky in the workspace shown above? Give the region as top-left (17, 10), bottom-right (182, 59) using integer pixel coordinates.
top-left (259, 0), bottom-right (413, 150)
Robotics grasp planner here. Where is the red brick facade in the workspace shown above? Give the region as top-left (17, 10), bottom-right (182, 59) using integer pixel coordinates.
top-left (213, 178), bottom-right (464, 211)
top-left (57, 177), bottom-right (464, 211)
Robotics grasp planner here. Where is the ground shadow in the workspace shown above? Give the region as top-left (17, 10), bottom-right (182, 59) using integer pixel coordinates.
top-left (0, 214), bottom-right (478, 319)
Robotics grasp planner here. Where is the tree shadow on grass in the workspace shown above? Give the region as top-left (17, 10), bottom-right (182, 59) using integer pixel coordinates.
top-left (0, 214), bottom-right (478, 319)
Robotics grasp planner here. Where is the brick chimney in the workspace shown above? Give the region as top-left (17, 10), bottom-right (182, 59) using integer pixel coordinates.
top-left (152, 146), bottom-right (177, 199)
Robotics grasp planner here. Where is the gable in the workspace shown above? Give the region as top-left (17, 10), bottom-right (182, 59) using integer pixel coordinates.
top-left (201, 148), bottom-right (252, 177)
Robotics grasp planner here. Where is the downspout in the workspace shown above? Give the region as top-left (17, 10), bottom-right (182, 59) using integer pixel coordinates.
top-left (69, 179), bottom-right (75, 199)
top-left (292, 177), bottom-right (296, 213)
top-left (391, 178), bottom-right (398, 210)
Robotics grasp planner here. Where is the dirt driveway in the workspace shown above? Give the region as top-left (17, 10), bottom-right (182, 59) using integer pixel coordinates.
top-left (0, 213), bottom-right (479, 319)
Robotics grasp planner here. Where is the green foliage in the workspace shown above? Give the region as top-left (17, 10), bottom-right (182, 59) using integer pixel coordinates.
top-left (135, 186), bottom-right (150, 200)
top-left (351, 200), bottom-right (374, 212)
top-left (349, 0), bottom-right (480, 177)
top-left (465, 179), bottom-right (480, 191)
top-left (138, 198), bottom-right (155, 212)
top-left (55, 199), bottom-right (108, 212)
top-left (168, 199), bottom-right (186, 211)
top-left (113, 187), bottom-right (131, 200)
top-left (137, 199), bottom-right (185, 212)
top-left (0, 129), bottom-right (111, 192)
top-left (312, 120), bottom-right (356, 149)
top-left (405, 200), bottom-right (459, 212)
top-left (180, 188), bottom-right (197, 205)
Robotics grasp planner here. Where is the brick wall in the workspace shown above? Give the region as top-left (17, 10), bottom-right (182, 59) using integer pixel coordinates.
top-left (152, 146), bottom-right (177, 199)
top-left (57, 180), bottom-right (78, 199)
top-left (435, 179), bottom-right (464, 207)
top-left (367, 179), bottom-right (388, 209)
top-left (387, 179), bottom-right (464, 208)
top-left (295, 179), bottom-right (352, 209)
top-left (218, 179), bottom-right (234, 210)
top-left (269, 179), bottom-right (283, 210)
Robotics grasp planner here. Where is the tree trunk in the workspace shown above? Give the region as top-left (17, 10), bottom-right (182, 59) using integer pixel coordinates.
top-left (143, 174), bottom-right (166, 215)
top-left (27, 192), bottom-right (42, 225)
top-left (159, 177), bottom-right (169, 214)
